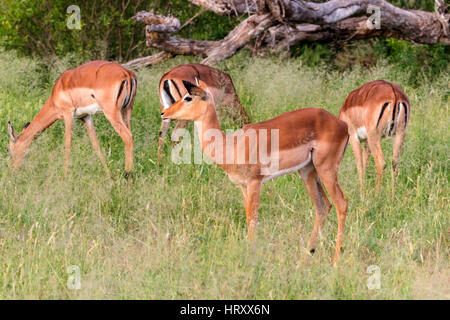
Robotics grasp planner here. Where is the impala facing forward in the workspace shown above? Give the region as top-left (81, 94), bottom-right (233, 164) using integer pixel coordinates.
top-left (162, 80), bottom-right (349, 264)
top-left (339, 80), bottom-right (410, 192)
top-left (7, 60), bottom-right (136, 175)
top-left (158, 63), bottom-right (250, 159)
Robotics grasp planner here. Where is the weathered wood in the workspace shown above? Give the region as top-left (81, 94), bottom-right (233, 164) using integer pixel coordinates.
top-left (133, 11), bottom-right (181, 33)
top-left (128, 0), bottom-right (448, 67)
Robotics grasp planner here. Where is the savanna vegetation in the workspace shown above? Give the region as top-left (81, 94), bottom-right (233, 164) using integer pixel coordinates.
top-left (0, 0), bottom-right (448, 299)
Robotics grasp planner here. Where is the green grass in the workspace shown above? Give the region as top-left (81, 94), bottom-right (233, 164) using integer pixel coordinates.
top-left (0, 50), bottom-right (448, 299)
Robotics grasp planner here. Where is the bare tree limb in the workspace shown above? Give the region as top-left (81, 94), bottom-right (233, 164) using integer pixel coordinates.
top-left (129, 0), bottom-right (448, 67)
top-left (133, 11), bottom-right (181, 33)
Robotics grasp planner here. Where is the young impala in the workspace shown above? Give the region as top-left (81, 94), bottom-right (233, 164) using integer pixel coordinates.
top-left (339, 80), bottom-right (410, 192)
top-left (7, 60), bottom-right (137, 176)
top-left (158, 63), bottom-right (250, 159)
top-left (162, 80), bottom-right (349, 264)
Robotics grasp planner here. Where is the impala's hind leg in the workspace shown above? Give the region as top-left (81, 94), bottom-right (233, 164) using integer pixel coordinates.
top-left (314, 143), bottom-right (348, 265)
top-left (367, 133), bottom-right (385, 192)
top-left (103, 109), bottom-right (133, 174)
top-left (82, 115), bottom-right (110, 176)
top-left (121, 103), bottom-right (133, 130)
top-left (392, 108), bottom-right (407, 174)
top-left (299, 164), bottom-right (332, 254)
top-left (391, 107), bottom-right (407, 195)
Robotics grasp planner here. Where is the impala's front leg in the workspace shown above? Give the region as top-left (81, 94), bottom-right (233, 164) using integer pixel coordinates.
top-left (362, 142), bottom-right (370, 176)
top-left (158, 119), bottom-right (171, 160)
top-left (63, 114), bottom-right (73, 176)
top-left (240, 185), bottom-right (248, 209)
top-left (348, 134), bottom-right (364, 193)
top-left (245, 179), bottom-right (262, 241)
top-left (171, 120), bottom-right (190, 147)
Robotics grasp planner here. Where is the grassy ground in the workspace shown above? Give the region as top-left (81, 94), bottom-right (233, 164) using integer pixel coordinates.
top-left (0, 50), bottom-right (448, 299)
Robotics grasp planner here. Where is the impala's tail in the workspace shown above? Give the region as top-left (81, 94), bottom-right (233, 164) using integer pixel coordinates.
top-left (376, 83), bottom-right (409, 137)
top-left (116, 71), bottom-right (137, 129)
top-left (116, 72), bottom-right (137, 110)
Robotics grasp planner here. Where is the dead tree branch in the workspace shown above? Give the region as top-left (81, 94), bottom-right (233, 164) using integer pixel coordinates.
top-left (125, 0), bottom-right (449, 67)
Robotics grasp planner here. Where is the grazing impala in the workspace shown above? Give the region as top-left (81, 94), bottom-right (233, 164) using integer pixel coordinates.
top-left (158, 63), bottom-right (250, 159)
top-left (162, 80), bottom-right (349, 264)
top-left (339, 80), bottom-right (410, 192)
top-left (7, 60), bottom-right (137, 176)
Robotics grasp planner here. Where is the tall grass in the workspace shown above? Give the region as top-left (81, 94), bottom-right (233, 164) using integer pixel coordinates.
top-left (0, 51), bottom-right (448, 299)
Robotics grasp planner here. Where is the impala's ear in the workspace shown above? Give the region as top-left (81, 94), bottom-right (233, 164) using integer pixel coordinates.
top-left (8, 122), bottom-right (17, 142)
top-left (182, 80), bottom-right (207, 100)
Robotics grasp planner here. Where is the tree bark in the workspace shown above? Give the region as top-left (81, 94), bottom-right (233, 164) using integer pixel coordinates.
top-left (127, 0), bottom-right (449, 66)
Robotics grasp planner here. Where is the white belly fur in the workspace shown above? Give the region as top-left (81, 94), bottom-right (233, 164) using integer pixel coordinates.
top-left (262, 152), bottom-right (312, 182)
top-left (75, 103), bottom-right (102, 118)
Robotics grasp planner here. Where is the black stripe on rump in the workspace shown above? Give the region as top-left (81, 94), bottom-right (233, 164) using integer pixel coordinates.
top-left (117, 79), bottom-right (126, 106)
top-left (122, 80), bottom-right (131, 109)
top-left (163, 80), bottom-right (175, 105)
top-left (124, 77), bottom-right (134, 109)
top-left (388, 103), bottom-right (397, 136)
top-left (376, 102), bottom-right (389, 128)
top-left (403, 102), bottom-right (409, 128)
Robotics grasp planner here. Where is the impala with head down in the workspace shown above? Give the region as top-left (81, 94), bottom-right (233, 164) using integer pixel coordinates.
top-left (339, 80), bottom-right (410, 192)
top-left (7, 60), bottom-right (136, 176)
top-left (158, 63), bottom-right (250, 159)
top-left (162, 79), bottom-right (349, 264)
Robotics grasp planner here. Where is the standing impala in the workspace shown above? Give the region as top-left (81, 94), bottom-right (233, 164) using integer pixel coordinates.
top-left (162, 80), bottom-right (349, 264)
top-left (7, 60), bottom-right (136, 175)
top-left (158, 63), bottom-right (250, 159)
top-left (339, 80), bottom-right (410, 192)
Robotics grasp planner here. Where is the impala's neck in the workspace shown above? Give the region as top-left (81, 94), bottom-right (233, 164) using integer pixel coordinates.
top-left (12, 100), bottom-right (59, 162)
top-left (194, 102), bottom-right (226, 165)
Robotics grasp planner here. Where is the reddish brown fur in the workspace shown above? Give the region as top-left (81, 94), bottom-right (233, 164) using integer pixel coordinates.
top-left (7, 60), bottom-right (136, 175)
top-left (162, 80), bottom-right (349, 264)
top-left (339, 80), bottom-right (410, 192)
top-left (157, 63), bottom-right (250, 159)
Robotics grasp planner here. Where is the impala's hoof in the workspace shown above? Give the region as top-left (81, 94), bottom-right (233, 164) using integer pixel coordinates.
top-left (309, 248), bottom-right (315, 255)
top-left (122, 171), bottom-right (134, 180)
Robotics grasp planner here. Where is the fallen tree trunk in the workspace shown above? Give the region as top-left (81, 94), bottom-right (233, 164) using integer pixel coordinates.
top-left (127, 0), bottom-right (449, 66)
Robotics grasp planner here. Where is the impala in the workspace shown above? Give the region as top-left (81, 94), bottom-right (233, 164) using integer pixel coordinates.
top-left (7, 60), bottom-right (137, 176)
top-left (162, 80), bottom-right (349, 264)
top-left (339, 80), bottom-right (410, 192)
top-left (158, 63), bottom-right (250, 159)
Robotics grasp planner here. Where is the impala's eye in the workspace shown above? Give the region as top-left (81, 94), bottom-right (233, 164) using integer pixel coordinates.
top-left (184, 96), bottom-right (192, 102)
